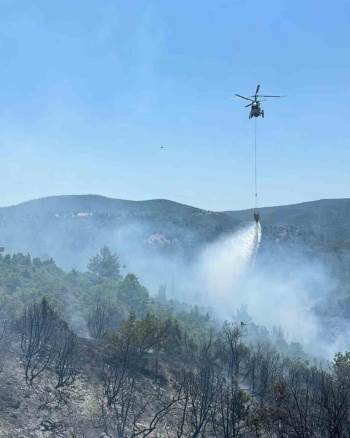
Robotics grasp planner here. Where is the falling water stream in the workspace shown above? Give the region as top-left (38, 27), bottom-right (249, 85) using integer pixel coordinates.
top-left (199, 222), bottom-right (262, 296)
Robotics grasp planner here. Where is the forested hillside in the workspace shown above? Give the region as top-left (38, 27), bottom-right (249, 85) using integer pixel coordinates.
top-left (1, 248), bottom-right (350, 437)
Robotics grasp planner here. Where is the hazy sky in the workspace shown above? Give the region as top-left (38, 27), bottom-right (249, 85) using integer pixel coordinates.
top-left (0, 0), bottom-right (349, 210)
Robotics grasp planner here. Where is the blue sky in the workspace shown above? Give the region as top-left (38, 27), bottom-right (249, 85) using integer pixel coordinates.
top-left (0, 0), bottom-right (349, 210)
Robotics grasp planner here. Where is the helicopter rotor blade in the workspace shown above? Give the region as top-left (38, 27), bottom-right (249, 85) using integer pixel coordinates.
top-left (235, 94), bottom-right (254, 102)
top-left (255, 84), bottom-right (260, 96)
top-left (245, 103), bottom-right (253, 107)
top-left (256, 95), bottom-right (281, 98)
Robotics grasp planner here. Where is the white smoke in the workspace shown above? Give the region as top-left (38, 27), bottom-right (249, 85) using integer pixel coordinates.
top-left (192, 221), bottom-right (348, 359)
top-left (91, 218), bottom-right (347, 360)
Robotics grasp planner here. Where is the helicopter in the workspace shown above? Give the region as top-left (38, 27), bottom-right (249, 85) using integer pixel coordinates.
top-left (235, 84), bottom-right (281, 119)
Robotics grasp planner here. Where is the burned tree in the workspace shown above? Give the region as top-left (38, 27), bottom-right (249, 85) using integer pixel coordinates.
top-left (101, 366), bottom-right (137, 437)
top-left (248, 343), bottom-right (282, 405)
top-left (18, 297), bottom-right (78, 387)
top-left (220, 323), bottom-right (249, 390)
top-left (103, 356), bottom-right (131, 409)
top-left (19, 297), bottom-right (59, 385)
top-left (53, 323), bottom-right (78, 389)
top-left (88, 297), bottom-right (114, 339)
top-left (101, 354), bottom-right (177, 437)
top-left (313, 354), bottom-right (350, 437)
top-left (0, 319), bottom-right (7, 374)
top-left (100, 316), bottom-right (181, 437)
top-left (212, 377), bottom-right (251, 437)
top-left (273, 363), bottom-right (318, 438)
top-left (100, 319), bottom-right (140, 436)
top-left (172, 366), bottom-right (218, 438)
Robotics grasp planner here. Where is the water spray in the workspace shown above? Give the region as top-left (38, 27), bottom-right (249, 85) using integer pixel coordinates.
top-left (199, 223), bottom-right (262, 298)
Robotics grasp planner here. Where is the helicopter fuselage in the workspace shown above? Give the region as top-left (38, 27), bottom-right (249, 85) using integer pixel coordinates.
top-left (249, 101), bottom-right (263, 118)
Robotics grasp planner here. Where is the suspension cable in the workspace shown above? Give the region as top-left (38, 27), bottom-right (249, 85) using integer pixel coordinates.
top-left (254, 118), bottom-right (258, 211)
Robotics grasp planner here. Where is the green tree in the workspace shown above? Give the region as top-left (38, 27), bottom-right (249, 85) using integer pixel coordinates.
top-left (88, 246), bottom-right (121, 280)
top-left (117, 273), bottom-right (149, 316)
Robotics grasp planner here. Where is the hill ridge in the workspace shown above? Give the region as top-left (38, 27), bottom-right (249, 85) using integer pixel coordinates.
top-left (0, 194), bottom-right (349, 269)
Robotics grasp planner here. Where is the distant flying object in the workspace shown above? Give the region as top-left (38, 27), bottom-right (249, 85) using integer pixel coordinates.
top-left (160, 145), bottom-right (165, 149)
top-left (235, 84), bottom-right (281, 119)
